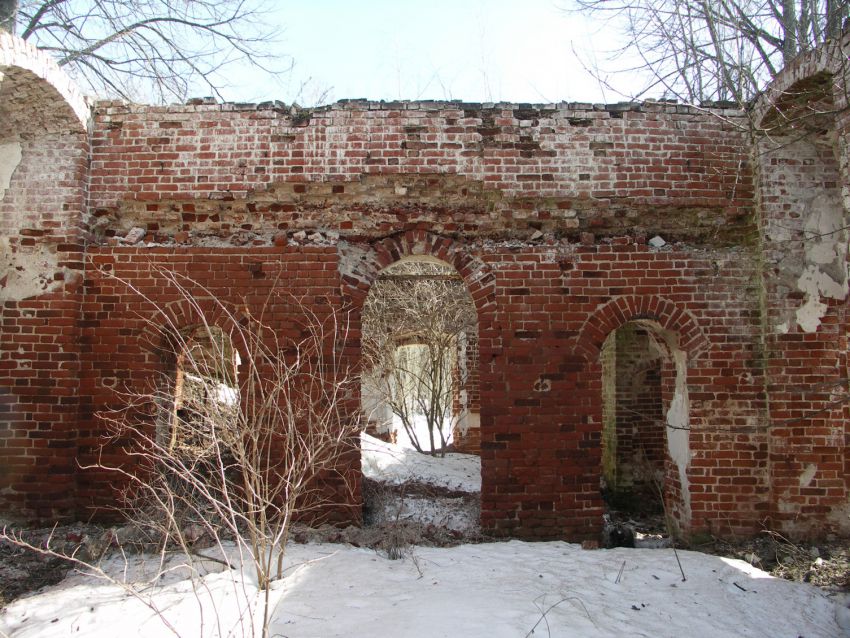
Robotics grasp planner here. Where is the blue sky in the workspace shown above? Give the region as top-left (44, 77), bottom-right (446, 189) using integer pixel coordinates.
top-left (213, 0), bottom-right (638, 106)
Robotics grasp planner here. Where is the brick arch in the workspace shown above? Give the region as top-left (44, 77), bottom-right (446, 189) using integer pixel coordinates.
top-left (574, 295), bottom-right (709, 362)
top-left (136, 295), bottom-right (249, 366)
top-left (752, 33), bottom-right (849, 128)
top-left (340, 230), bottom-right (497, 315)
top-left (0, 32), bottom-right (89, 138)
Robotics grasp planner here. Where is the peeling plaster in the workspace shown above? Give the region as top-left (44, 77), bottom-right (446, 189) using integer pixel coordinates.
top-left (666, 349), bottom-right (692, 523)
top-left (794, 192), bottom-right (849, 332)
top-left (0, 236), bottom-right (62, 302)
top-left (456, 411), bottom-right (480, 437)
top-left (0, 142), bottom-right (22, 200)
top-left (337, 240), bottom-right (377, 286)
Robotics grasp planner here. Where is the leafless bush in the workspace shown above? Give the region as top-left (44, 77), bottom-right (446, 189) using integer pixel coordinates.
top-left (115, 268), bottom-right (357, 561)
top-left (0, 267), bottom-right (363, 636)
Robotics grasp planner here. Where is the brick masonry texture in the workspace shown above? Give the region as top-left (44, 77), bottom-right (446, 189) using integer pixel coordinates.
top-left (1, 32), bottom-right (849, 542)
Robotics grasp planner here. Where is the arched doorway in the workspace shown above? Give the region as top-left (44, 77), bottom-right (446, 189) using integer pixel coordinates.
top-left (361, 257), bottom-right (480, 455)
top-left (600, 319), bottom-right (691, 544)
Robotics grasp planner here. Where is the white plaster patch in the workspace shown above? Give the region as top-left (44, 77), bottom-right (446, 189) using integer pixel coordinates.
top-left (0, 236), bottom-right (62, 302)
top-left (0, 142), bottom-right (22, 200)
top-left (798, 463), bottom-right (817, 488)
top-left (456, 411), bottom-right (480, 436)
top-left (793, 192), bottom-right (849, 332)
top-left (797, 263), bottom-right (848, 299)
top-left (795, 290), bottom-right (829, 333)
top-left (766, 221), bottom-right (792, 243)
top-left (777, 496), bottom-right (799, 514)
top-left (666, 349), bottom-right (691, 523)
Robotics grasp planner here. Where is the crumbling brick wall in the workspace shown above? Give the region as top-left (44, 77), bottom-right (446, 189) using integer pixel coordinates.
top-left (1, 31), bottom-right (848, 543)
top-left (0, 33), bottom-right (89, 521)
top-left (75, 246), bottom-right (360, 523)
top-left (751, 32), bottom-right (850, 539)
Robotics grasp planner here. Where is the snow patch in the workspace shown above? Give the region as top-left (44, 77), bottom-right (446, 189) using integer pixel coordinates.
top-left (361, 432), bottom-right (480, 493)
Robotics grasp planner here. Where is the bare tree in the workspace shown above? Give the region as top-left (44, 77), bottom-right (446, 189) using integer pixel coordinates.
top-left (571, 0), bottom-right (850, 103)
top-left (7, 0), bottom-right (282, 103)
top-left (362, 261), bottom-right (477, 457)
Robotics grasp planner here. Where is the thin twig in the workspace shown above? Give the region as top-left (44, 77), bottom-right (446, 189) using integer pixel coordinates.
top-left (615, 559), bottom-right (626, 584)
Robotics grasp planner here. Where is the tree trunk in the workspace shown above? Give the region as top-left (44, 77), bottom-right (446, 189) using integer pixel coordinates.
top-left (825, 0), bottom-right (849, 38)
top-left (0, 0), bottom-right (16, 34)
top-left (780, 0), bottom-right (799, 62)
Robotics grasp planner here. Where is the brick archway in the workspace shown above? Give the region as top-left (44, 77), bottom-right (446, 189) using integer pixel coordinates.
top-left (574, 294), bottom-right (709, 362)
top-left (339, 230), bottom-right (497, 315)
top-left (0, 32), bottom-right (90, 137)
top-left (579, 295), bottom-right (707, 534)
top-left (752, 32), bottom-right (849, 129)
top-left (134, 294), bottom-right (247, 364)
top-left (347, 231), bottom-right (496, 456)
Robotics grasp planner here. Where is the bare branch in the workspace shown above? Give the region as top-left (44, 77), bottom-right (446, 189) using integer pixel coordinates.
top-left (13, 0), bottom-right (284, 103)
top-left (570, 0), bottom-right (848, 104)
top-left (362, 260), bottom-right (477, 457)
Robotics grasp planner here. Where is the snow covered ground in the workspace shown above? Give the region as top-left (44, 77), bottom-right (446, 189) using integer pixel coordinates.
top-left (0, 539), bottom-right (847, 637)
top-left (361, 432), bottom-right (481, 533)
top-left (1, 437), bottom-right (847, 637)
top-left (361, 432), bottom-right (480, 493)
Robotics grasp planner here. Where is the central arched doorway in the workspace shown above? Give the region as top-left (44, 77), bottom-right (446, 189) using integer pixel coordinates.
top-left (361, 256), bottom-right (480, 455)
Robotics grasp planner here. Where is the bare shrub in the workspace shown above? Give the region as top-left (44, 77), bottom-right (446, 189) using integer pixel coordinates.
top-left (1, 267), bottom-right (363, 636)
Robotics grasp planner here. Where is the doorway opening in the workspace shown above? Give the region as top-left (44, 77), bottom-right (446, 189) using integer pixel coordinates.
top-left (600, 320), bottom-right (689, 546)
top-left (361, 257), bottom-right (479, 456)
top-left (359, 257), bottom-right (482, 537)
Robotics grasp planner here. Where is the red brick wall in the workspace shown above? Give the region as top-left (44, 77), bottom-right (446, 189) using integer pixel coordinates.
top-left (0, 131), bottom-right (88, 521)
top-left (1, 46), bottom-right (848, 542)
top-left (75, 246), bottom-right (361, 523)
top-left (474, 242), bottom-right (767, 539)
top-left (0, 39), bottom-right (90, 522)
top-left (754, 45), bottom-right (850, 538)
top-left (86, 100), bottom-right (752, 243)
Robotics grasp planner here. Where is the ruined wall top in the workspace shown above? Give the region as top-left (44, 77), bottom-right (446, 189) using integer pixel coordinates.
top-left (88, 95), bottom-right (754, 248)
top-left (94, 96), bottom-right (746, 119)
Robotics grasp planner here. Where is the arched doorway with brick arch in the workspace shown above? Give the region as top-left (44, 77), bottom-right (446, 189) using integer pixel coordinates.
top-left (339, 230), bottom-right (498, 526)
top-left (575, 295), bottom-right (710, 540)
